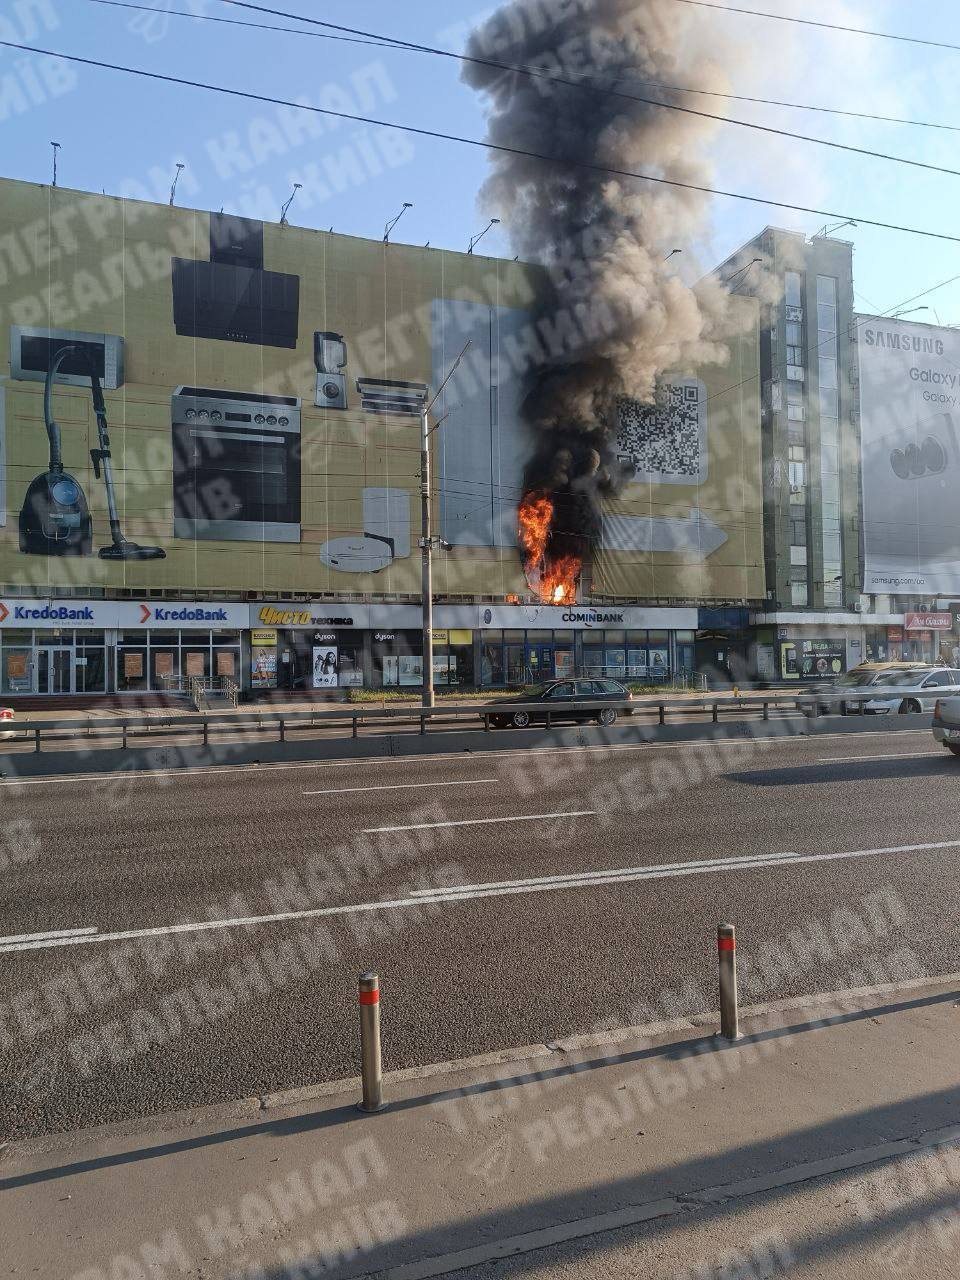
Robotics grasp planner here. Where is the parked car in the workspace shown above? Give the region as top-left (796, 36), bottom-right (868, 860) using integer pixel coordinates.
top-left (813, 662), bottom-right (932, 714)
top-left (0, 708), bottom-right (13, 739)
top-left (484, 679), bottom-right (633, 728)
top-left (932, 697), bottom-right (960, 755)
top-left (862, 666), bottom-right (960, 715)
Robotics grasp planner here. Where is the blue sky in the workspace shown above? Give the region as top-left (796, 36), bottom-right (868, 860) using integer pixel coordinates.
top-left (2, 0), bottom-right (959, 324)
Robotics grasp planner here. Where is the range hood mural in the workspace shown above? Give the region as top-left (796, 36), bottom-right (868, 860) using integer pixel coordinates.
top-left (172, 213), bottom-right (300, 349)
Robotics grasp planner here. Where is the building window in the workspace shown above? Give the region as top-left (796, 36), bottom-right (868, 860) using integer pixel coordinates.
top-left (785, 271), bottom-right (803, 308)
top-left (790, 545), bottom-right (808, 565)
top-left (791, 581), bottom-right (809, 606)
top-left (786, 321), bottom-right (802, 346)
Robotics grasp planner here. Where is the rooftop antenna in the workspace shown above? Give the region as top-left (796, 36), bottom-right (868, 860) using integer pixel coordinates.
top-left (467, 217), bottom-right (500, 254)
top-left (50, 141), bottom-right (60, 188)
top-left (280, 181), bottom-right (302, 226)
top-left (384, 201), bottom-right (412, 244)
top-left (169, 162), bottom-right (185, 207)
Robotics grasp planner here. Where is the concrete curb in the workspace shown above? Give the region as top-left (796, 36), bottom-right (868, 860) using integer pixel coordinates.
top-left (6, 971), bottom-right (958, 1163)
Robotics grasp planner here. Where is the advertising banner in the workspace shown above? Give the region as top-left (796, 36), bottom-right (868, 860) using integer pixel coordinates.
top-left (780, 639), bottom-right (846, 680)
top-left (858, 317), bottom-right (960, 595)
top-left (312, 646), bottom-right (338, 688)
top-left (251, 645), bottom-right (277, 690)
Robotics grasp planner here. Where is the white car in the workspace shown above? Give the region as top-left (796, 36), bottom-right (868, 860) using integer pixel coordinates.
top-left (863, 667), bottom-right (960, 715)
top-left (813, 663), bottom-right (931, 714)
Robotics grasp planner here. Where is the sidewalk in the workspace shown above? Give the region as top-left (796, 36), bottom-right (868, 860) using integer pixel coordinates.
top-left (4, 978), bottom-right (960, 1278)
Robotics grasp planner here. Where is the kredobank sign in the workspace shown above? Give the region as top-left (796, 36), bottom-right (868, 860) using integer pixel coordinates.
top-left (0, 599), bottom-right (249, 629)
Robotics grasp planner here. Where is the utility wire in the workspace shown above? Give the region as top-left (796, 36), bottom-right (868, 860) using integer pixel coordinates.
top-left (7, 38), bottom-right (960, 247)
top-left (88, 0), bottom-right (960, 135)
top-left (212, 1), bottom-right (960, 180)
top-left (665, 0), bottom-right (960, 55)
top-left (88, 0), bottom-right (389, 49)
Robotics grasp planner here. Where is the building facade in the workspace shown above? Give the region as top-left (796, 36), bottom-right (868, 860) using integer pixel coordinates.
top-left (0, 176), bottom-right (765, 696)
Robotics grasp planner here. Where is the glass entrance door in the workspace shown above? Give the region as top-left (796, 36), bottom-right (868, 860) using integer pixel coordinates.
top-left (527, 645), bottom-right (554, 683)
top-left (37, 647), bottom-right (73, 694)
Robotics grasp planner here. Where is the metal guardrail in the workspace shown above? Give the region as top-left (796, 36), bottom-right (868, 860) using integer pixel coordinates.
top-left (0, 692), bottom-right (888, 756)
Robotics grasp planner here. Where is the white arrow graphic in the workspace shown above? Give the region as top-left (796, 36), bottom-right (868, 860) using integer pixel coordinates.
top-left (602, 508), bottom-right (728, 557)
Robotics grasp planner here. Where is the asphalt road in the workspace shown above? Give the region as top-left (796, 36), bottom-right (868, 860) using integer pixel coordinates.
top-left (0, 724), bottom-right (957, 1141)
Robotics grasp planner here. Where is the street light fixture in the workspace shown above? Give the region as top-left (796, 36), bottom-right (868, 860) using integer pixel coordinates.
top-left (280, 182), bottom-right (302, 226)
top-left (384, 202), bottom-right (413, 244)
top-left (814, 219), bottom-right (857, 238)
top-left (724, 257), bottom-right (762, 291)
top-left (890, 306), bottom-right (929, 320)
top-left (663, 248), bottom-right (682, 263)
top-left (467, 218), bottom-right (500, 254)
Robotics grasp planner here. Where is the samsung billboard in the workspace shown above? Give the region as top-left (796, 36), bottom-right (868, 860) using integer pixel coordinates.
top-left (858, 316), bottom-right (960, 595)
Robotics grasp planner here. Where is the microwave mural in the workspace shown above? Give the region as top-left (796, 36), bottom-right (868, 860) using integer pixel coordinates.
top-left (0, 178), bottom-right (763, 601)
top-left (857, 316), bottom-right (960, 596)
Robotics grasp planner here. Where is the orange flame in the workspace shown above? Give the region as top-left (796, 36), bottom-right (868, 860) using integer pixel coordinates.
top-left (518, 490), bottom-right (580, 605)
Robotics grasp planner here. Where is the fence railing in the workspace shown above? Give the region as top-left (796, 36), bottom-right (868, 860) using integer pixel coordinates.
top-left (0, 692), bottom-right (898, 757)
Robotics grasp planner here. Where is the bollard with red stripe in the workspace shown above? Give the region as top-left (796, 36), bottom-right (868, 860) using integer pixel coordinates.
top-left (717, 924), bottom-right (739, 1040)
top-left (358, 972), bottom-right (386, 1113)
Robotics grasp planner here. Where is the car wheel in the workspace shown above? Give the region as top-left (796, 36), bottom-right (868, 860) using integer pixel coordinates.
top-left (598, 707), bottom-right (618, 726)
top-left (511, 710), bottom-right (531, 728)
top-left (948, 745), bottom-right (960, 757)
top-left (899, 699), bottom-right (922, 714)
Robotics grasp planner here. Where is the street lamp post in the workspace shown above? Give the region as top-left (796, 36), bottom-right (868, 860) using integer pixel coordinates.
top-left (418, 342), bottom-right (471, 709)
top-left (419, 397), bottom-right (435, 708)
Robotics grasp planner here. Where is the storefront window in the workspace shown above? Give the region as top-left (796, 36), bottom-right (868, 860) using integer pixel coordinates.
top-left (480, 640), bottom-right (504, 687)
top-left (118, 647), bottom-right (148, 691)
top-left (675, 630), bottom-right (695, 674)
top-left (647, 631), bottom-right (669, 681)
top-left (377, 632), bottom-right (423, 688)
top-left (2, 648), bottom-right (32, 694)
top-left (506, 644), bottom-right (525, 685)
top-left (77, 646), bottom-right (107, 693)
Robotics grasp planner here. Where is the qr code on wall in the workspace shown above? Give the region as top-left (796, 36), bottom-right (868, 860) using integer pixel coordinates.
top-left (616, 379), bottom-right (707, 485)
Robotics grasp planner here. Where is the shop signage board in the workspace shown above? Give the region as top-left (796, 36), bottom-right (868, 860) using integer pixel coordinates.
top-left (476, 604), bottom-right (698, 630)
top-left (904, 612), bottom-right (951, 630)
top-left (0, 599), bottom-right (248, 629)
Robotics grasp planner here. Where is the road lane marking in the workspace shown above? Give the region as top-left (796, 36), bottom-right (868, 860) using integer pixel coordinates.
top-left (0, 926), bottom-right (98, 945)
top-left (409, 851), bottom-right (802, 896)
top-left (2, 838), bottom-right (957, 956)
top-left (361, 810), bottom-right (597, 833)
top-left (302, 779), bottom-right (498, 796)
top-left (817, 751), bottom-right (943, 763)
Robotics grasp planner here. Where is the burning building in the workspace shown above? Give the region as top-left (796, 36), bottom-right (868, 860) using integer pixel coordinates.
top-left (463, 0), bottom-right (751, 603)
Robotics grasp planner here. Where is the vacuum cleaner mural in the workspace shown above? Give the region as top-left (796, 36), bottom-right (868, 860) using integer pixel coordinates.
top-left (13, 326), bottom-right (164, 562)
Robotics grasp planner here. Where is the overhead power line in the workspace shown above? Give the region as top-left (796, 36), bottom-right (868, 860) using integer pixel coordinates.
top-left (665, 0), bottom-right (960, 55)
top-left (88, 0), bottom-right (388, 48)
top-left (210, 0), bottom-right (960, 180)
top-left (6, 38), bottom-right (960, 246)
top-left (88, 0), bottom-right (960, 135)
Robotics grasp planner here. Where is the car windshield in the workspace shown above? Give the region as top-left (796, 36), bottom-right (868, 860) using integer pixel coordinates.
top-left (835, 671), bottom-right (884, 687)
top-left (871, 668), bottom-right (926, 687)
